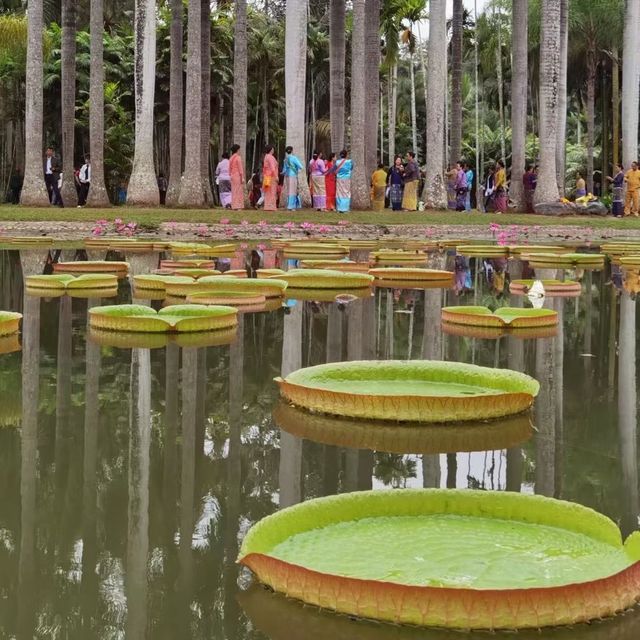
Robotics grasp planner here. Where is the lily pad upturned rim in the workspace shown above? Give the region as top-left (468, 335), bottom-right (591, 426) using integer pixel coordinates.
top-left (160, 259), bottom-right (217, 269)
top-left (0, 311), bottom-right (22, 336)
top-left (456, 244), bottom-right (509, 257)
top-left (522, 252), bottom-right (605, 267)
top-left (276, 360), bottom-right (539, 422)
top-left (25, 274), bottom-right (118, 290)
top-left (0, 333), bottom-right (21, 354)
top-left (89, 326), bottom-right (237, 349)
top-left (299, 260), bottom-right (371, 273)
top-left (239, 489), bottom-right (640, 630)
top-left (273, 401), bottom-right (533, 454)
top-left (441, 306), bottom-right (559, 328)
top-left (132, 274), bottom-right (195, 291)
top-left (277, 269), bottom-right (374, 290)
top-left (53, 260), bottom-right (129, 274)
top-left (442, 322), bottom-right (559, 340)
top-left (509, 279), bottom-right (582, 295)
top-left (89, 303), bottom-right (238, 333)
top-left (284, 287), bottom-right (373, 302)
top-left (369, 267), bottom-right (454, 282)
top-left (195, 276), bottom-right (289, 298)
top-left (186, 290), bottom-right (267, 306)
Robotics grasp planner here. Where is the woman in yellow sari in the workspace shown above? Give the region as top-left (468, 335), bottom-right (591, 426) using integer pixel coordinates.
top-left (371, 163), bottom-right (387, 210)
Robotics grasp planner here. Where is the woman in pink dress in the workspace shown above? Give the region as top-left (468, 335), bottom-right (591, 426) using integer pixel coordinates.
top-left (229, 144), bottom-right (245, 210)
top-left (262, 145), bottom-right (279, 211)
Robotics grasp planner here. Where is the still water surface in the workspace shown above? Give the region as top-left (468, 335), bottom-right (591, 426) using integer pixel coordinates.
top-left (0, 248), bottom-right (639, 639)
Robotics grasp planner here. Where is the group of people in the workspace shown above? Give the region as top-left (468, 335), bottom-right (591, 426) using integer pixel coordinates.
top-left (215, 145), bottom-right (356, 213)
top-left (609, 161), bottom-right (640, 218)
top-left (370, 153), bottom-right (421, 211)
top-left (43, 147), bottom-right (92, 207)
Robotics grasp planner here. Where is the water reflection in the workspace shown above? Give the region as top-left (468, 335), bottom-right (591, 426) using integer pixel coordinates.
top-left (0, 250), bottom-right (638, 638)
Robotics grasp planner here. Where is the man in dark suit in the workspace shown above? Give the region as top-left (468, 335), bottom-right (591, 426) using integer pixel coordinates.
top-left (43, 146), bottom-right (61, 204)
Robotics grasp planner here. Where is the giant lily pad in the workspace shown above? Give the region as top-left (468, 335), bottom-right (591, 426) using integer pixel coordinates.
top-left (370, 250), bottom-right (427, 265)
top-left (160, 259), bottom-right (216, 269)
top-left (284, 287), bottom-right (372, 302)
top-left (132, 274), bottom-right (195, 292)
top-left (257, 268), bottom-right (286, 278)
top-left (283, 242), bottom-right (349, 258)
top-left (276, 360), bottom-right (539, 422)
top-left (273, 401), bottom-right (532, 454)
top-left (108, 239), bottom-right (156, 252)
top-left (442, 322), bottom-right (558, 340)
top-left (238, 489), bottom-right (640, 630)
top-left (194, 276), bottom-right (288, 298)
top-left (442, 306), bottom-right (558, 328)
top-left (276, 269), bottom-right (373, 290)
top-left (601, 242), bottom-right (640, 257)
top-left (0, 334), bottom-right (21, 354)
top-left (89, 303), bottom-right (237, 333)
top-left (369, 267), bottom-right (453, 283)
top-left (53, 260), bottom-right (129, 275)
top-left (89, 326), bottom-right (237, 349)
top-left (522, 252), bottom-right (605, 268)
top-left (509, 279), bottom-right (581, 296)
top-left (186, 290), bottom-right (267, 307)
top-left (26, 273), bottom-right (118, 290)
top-left (7, 236), bottom-right (54, 246)
top-left (456, 244), bottom-right (509, 257)
top-left (508, 245), bottom-right (574, 255)
top-left (620, 256), bottom-right (640, 269)
top-left (299, 260), bottom-right (371, 273)
top-left (0, 311), bottom-right (22, 337)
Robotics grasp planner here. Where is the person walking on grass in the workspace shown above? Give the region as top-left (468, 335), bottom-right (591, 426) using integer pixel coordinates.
top-left (325, 152), bottom-right (337, 211)
top-left (283, 146), bottom-right (304, 210)
top-left (624, 161), bottom-right (640, 217)
top-left (371, 163), bottom-right (387, 211)
top-left (229, 144), bottom-right (245, 211)
top-left (454, 161), bottom-right (468, 211)
top-left (464, 162), bottom-right (474, 211)
top-left (262, 145), bottom-right (279, 212)
top-left (401, 151), bottom-right (419, 211)
top-left (215, 152), bottom-right (232, 208)
top-left (309, 151), bottom-right (327, 211)
top-left (334, 150), bottom-right (353, 213)
top-left (77, 155), bottom-right (91, 207)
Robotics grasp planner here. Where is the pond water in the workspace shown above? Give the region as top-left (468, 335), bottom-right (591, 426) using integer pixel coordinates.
top-left (0, 247), bottom-right (639, 639)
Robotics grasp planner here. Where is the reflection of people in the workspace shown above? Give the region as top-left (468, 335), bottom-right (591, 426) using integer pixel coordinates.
top-left (607, 163), bottom-right (624, 218)
top-left (624, 161), bottom-right (640, 217)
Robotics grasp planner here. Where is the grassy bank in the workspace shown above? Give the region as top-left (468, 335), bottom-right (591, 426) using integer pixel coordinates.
top-left (2, 205), bottom-right (640, 230)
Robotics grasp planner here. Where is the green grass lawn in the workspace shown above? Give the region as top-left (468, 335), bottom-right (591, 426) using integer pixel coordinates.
top-left (2, 205), bottom-right (640, 230)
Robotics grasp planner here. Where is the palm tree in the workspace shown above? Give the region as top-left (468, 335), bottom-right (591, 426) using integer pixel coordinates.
top-left (178, 0), bottom-right (204, 207)
top-left (284, 0), bottom-right (311, 205)
top-left (509, 0), bottom-right (527, 211)
top-left (351, 0), bottom-right (369, 209)
top-left (86, 0), bottom-right (110, 207)
top-left (60, 0), bottom-right (77, 207)
top-left (165, 0), bottom-right (184, 206)
top-left (232, 0), bottom-right (247, 174)
top-left (533, 0), bottom-right (561, 206)
top-left (450, 0), bottom-right (464, 166)
top-left (365, 0), bottom-right (381, 176)
top-left (572, 0), bottom-right (621, 194)
top-left (127, 0), bottom-right (159, 206)
top-left (201, 0), bottom-right (213, 203)
top-left (421, 0), bottom-right (447, 209)
top-left (555, 0), bottom-right (568, 195)
top-left (622, 0), bottom-right (639, 169)
top-left (329, 0), bottom-right (346, 152)
top-left (20, 0), bottom-right (49, 206)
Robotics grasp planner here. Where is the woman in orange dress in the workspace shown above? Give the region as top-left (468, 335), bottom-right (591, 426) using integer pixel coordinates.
top-left (325, 152), bottom-right (337, 211)
top-left (229, 144), bottom-right (245, 210)
top-left (262, 145), bottom-right (279, 211)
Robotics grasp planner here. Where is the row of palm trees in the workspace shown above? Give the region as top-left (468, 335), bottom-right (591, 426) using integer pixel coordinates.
top-left (17, 0), bottom-right (640, 211)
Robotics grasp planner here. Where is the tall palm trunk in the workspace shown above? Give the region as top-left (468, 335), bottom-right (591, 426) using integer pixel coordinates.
top-left (284, 0), bottom-right (311, 205)
top-left (410, 57), bottom-right (418, 156)
top-left (20, 0), bottom-right (49, 206)
top-left (329, 0), bottom-right (346, 152)
top-left (364, 0), bottom-right (380, 175)
top-left (450, 0), bottom-right (463, 166)
top-left (555, 0), bottom-right (568, 195)
top-left (350, 0), bottom-right (369, 209)
top-left (622, 0), bottom-right (640, 169)
top-left (509, 0), bottom-right (528, 211)
top-left (388, 64), bottom-right (398, 162)
top-left (534, 0), bottom-right (561, 205)
top-left (422, 0), bottom-right (447, 209)
top-left (166, 0), bottom-right (184, 206)
top-left (86, 0), bottom-right (110, 206)
top-left (612, 46), bottom-right (620, 167)
top-left (201, 0), bottom-right (213, 203)
top-left (60, 0), bottom-right (77, 207)
top-left (232, 0), bottom-right (247, 171)
top-left (586, 46), bottom-right (597, 194)
top-left (127, 0), bottom-right (159, 205)
top-left (178, 0), bottom-right (204, 206)
top-left (495, 8), bottom-right (506, 163)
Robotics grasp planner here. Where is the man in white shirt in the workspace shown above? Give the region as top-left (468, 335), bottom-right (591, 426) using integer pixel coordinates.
top-left (78, 155), bottom-right (91, 206)
top-left (43, 146), bottom-right (59, 203)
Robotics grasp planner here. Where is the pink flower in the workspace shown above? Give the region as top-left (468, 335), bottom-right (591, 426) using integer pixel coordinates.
top-left (257, 243), bottom-right (266, 250)
top-left (240, 243), bottom-right (248, 250)
top-left (96, 219), bottom-right (108, 225)
top-left (220, 218), bottom-right (230, 225)
top-left (284, 221), bottom-right (296, 229)
top-left (338, 220), bottom-right (350, 226)
top-left (114, 218), bottom-right (123, 225)
top-left (258, 220), bottom-right (268, 227)
top-left (240, 219), bottom-right (249, 226)
top-left (273, 227), bottom-right (282, 234)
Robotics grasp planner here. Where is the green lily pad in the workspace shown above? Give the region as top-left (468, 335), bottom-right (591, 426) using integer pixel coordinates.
top-left (442, 305), bottom-right (558, 328)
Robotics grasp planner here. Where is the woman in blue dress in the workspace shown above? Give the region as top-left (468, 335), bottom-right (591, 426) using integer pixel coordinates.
top-left (334, 150), bottom-right (353, 213)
